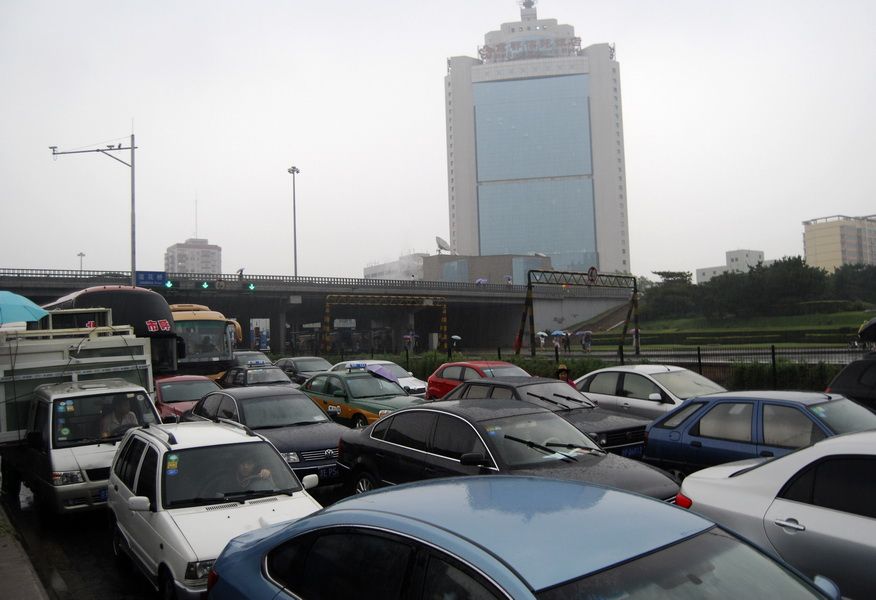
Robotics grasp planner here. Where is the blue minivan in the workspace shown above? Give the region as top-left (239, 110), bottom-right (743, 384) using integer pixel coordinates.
top-left (643, 391), bottom-right (876, 477)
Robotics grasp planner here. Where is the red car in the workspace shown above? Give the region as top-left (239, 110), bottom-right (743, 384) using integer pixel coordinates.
top-left (426, 360), bottom-right (530, 399)
top-left (154, 375), bottom-right (221, 421)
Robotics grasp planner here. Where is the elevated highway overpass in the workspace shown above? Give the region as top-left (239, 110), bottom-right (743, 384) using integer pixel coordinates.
top-left (0, 268), bottom-right (631, 353)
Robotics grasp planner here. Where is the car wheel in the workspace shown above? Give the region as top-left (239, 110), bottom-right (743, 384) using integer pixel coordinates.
top-left (353, 470), bottom-right (378, 494)
top-left (159, 567), bottom-right (177, 600)
top-left (111, 522), bottom-right (131, 570)
top-left (352, 414), bottom-right (368, 429)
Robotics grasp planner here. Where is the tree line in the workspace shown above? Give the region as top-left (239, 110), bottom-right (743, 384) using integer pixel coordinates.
top-left (639, 258), bottom-right (876, 320)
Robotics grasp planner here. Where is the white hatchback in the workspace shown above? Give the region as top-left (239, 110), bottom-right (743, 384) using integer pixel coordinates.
top-left (108, 421), bottom-right (321, 600)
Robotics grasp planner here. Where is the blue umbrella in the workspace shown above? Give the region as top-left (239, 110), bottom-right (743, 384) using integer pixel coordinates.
top-left (0, 291), bottom-right (48, 324)
top-left (551, 330), bottom-right (567, 337)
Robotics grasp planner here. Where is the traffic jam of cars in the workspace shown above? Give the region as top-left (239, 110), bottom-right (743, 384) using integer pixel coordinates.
top-left (10, 350), bottom-right (876, 599)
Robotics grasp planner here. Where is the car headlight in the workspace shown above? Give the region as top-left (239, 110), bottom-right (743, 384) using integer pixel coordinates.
top-left (282, 451), bottom-right (300, 463)
top-left (591, 433), bottom-right (608, 447)
top-left (51, 470), bottom-right (85, 486)
top-left (378, 410), bottom-right (393, 417)
top-left (185, 559), bottom-right (215, 581)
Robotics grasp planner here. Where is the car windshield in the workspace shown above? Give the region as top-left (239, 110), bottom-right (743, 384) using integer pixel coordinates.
top-left (808, 398), bottom-right (876, 433)
top-left (162, 442), bottom-right (301, 508)
top-left (482, 365), bottom-right (530, 377)
top-left (370, 362), bottom-right (410, 378)
top-left (347, 375), bottom-right (406, 398)
top-left (537, 527), bottom-right (825, 599)
top-left (525, 382), bottom-right (591, 405)
top-left (247, 368), bottom-right (291, 385)
top-left (294, 358), bottom-right (332, 371)
top-left (241, 394), bottom-right (330, 429)
top-left (159, 380), bottom-right (220, 403)
top-left (481, 412), bottom-right (601, 468)
top-left (53, 391), bottom-right (158, 448)
top-left (651, 370), bottom-right (725, 399)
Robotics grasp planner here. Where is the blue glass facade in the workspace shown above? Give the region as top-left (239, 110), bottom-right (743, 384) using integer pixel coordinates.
top-left (473, 74), bottom-right (597, 271)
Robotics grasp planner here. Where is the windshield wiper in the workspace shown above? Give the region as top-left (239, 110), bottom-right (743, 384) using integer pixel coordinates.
top-left (545, 441), bottom-right (605, 455)
top-left (526, 392), bottom-right (571, 411)
top-left (503, 434), bottom-right (577, 461)
top-left (553, 393), bottom-right (595, 408)
top-left (223, 489), bottom-right (282, 503)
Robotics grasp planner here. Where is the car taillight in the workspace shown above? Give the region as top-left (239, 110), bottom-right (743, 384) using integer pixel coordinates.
top-left (675, 492), bottom-right (693, 509)
top-left (207, 568), bottom-right (219, 592)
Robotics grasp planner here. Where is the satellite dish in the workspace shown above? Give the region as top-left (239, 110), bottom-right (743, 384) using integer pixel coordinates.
top-left (436, 236), bottom-right (451, 254)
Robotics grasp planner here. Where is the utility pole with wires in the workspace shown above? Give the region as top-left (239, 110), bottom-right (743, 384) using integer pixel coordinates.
top-left (50, 134), bottom-right (138, 286)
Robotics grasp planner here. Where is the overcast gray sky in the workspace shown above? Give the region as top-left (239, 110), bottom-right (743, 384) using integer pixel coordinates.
top-left (2, 0), bottom-right (874, 279)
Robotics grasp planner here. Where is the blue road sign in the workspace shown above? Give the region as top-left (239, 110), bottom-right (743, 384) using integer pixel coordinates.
top-left (136, 271), bottom-right (168, 287)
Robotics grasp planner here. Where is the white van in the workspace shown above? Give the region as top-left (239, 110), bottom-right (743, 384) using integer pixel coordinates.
top-left (2, 379), bottom-right (160, 512)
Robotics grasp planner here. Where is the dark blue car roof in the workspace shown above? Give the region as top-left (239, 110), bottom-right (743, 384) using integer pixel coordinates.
top-left (694, 390), bottom-right (839, 406)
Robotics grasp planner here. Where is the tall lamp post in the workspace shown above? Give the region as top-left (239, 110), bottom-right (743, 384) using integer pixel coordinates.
top-left (77, 252), bottom-right (85, 272)
top-left (52, 134), bottom-right (137, 286)
top-left (287, 165), bottom-right (300, 277)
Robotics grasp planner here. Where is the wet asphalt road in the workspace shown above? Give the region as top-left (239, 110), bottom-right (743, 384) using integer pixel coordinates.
top-left (2, 484), bottom-right (348, 600)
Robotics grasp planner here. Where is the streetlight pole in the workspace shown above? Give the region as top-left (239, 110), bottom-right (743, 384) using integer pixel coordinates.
top-left (51, 134), bottom-right (137, 286)
top-left (287, 165), bottom-right (300, 277)
top-left (77, 252), bottom-right (85, 272)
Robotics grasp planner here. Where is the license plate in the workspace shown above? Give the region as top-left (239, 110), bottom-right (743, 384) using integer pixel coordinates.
top-left (318, 466), bottom-right (339, 481)
top-left (621, 445), bottom-right (644, 459)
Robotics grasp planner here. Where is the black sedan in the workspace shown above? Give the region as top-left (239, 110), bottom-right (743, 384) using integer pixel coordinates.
top-left (274, 356), bottom-right (332, 384)
top-left (220, 364), bottom-right (295, 389)
top-left (442, 377), bottom-right (650, 458)
top-left (187, 385), bottom-right (348, 486)
top-left (338, 398), bottom-right (679, 501)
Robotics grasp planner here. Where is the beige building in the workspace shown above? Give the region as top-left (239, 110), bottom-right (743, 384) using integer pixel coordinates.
top-left (803, 215), bottom-right (876, 271)
top-left (164, 238), bottom-right (222, 274)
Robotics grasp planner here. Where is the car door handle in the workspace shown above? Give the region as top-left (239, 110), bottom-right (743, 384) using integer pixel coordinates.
top-left (114, 484), bottom-right (118, 491)
top-left (690, 441), bottom-right (702, 448)
top-left (760, 451), bottom-right (774, 457)
top-left (774, 518), bottom-right (806, 532)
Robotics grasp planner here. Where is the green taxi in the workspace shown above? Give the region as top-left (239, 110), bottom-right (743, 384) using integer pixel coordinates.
top-left (300, 365), bottom-right (426, 428)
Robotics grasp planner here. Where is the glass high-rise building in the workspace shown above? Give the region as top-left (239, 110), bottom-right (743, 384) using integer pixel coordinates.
top-left (445, 1), bottom-right (630, 273)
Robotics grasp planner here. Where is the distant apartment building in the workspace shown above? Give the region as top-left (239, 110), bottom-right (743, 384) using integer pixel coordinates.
top-left (803, 215), bottom-right (876, 271)
top-left (164, 238), bottom-right (222, 274)
top-left (445, 1), bottom-right (630, 274)
top-left (696, 250), bottom-right (769, 284)
top-left (363, 253), bottom-right (428, 280)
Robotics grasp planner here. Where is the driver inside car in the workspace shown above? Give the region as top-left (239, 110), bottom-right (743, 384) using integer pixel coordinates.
top-left (100, 396), bottom-right (137, 438)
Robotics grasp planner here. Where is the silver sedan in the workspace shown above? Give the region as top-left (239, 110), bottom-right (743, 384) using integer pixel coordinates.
top-left (678, 431), bottom-right (876, 600)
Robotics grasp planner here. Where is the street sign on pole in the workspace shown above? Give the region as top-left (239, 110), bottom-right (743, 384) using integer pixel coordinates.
top-left (135, 271), bottom-right (167, 287)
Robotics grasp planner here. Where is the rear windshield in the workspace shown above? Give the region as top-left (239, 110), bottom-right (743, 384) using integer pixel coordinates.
top-left (651, 370), bottom-right (725, 399)
top-left (808, 398), bottom-right (876, 433)
top-left (53, 391), bottom-right (158, 448)
top-left (483, 365), bottom-right (530, 377)
top-left (294, 358), bottom-right (332, 372)
top-left (347, 376), bottom-right (406, 398)
top-left (159, 380), bottom-right (220, 403)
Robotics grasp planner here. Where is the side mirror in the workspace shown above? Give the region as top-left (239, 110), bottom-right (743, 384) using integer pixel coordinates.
top-left (332, 390), bottom-right (346, 398)
top-left (812, 575), bottom-right (841, 600)
top-left (407, 371), bottom-right (413, 377)
top-left (648, 393), bottom-right (663, 402)
top-left (301, 474), bottom-right (319, 490)
top-left (26, 431), bottom-right (45, 450)
top-left (128, 496), bottom-right (151, 512)
top-left (460, 452), bottom-right (490, 467)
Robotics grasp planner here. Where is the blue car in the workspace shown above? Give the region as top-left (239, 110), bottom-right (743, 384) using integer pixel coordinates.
top-left (644, 391), bottom-right (876, 477)
top-left (207, 476), bottom-right (840, 599)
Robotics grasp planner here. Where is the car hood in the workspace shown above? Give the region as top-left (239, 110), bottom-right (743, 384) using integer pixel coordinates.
top-left (255, 421), bottom-right (347, 453)
top-left (55, 442), bottom-right (120, 474)
top-left (511, 452), bottom-right (679, 500)
top-left (562, 408), bottom-right (650, 433)
top-left (161, 400), bottom-right (199, 418)
top-left (169, 493), bottom-right (321, 561)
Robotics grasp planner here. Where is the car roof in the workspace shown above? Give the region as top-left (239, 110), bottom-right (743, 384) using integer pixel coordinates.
top-left (440, 361), bottom-right (518, 368)
top-left (156, 375), bottom-right (216, 384)
top-left (133, 420), bottom-right (263, 450)
top-left (418, 398), bottom-right (550, 421)
top-left (696, 390), bottom-right (840, 406)
top-left (316, 476), bottom-right (712, 591)
top-left (35, 378), bottom-right (147, 398)
top-left (584, 364), bottom-right (688, 376)
top-left (213, 385), bottom-right (307, 400)
top-left (463, 376), bottom-right (560, 387)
